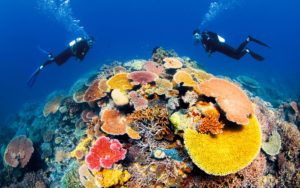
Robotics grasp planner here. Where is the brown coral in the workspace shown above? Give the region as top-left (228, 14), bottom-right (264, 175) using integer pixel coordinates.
top-left (151, 47), bottom-right (178, 64)
top-left (4, 136), bottom-right (34, 168)
top-left (43, 95), bottom-right (64, 117)
top-left (198, 78), bottom-right (254, 125)
top-left (113, 66), bottom-right (127, 75)
top-left (101, 109), bottom-right (128, 135)
top-left (83, 79), bottom-right (108, 102)
top-left (155, 78), bottom-right (173, 95)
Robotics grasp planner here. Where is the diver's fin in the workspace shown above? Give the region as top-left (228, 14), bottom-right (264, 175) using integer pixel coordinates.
top-left (27, 66), bottom-right (42, 87)
top-left (248, 50), bottom-right (264, 61)
top-left (37, 46), bottom-right (54, 60)
top-left (248, 36), bottom-right (271, 48)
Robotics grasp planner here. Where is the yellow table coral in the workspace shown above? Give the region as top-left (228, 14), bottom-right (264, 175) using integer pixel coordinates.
top-left (184, 115), bottom-right (262, 176)
top-left (107, 73), bottom-right (133, 92)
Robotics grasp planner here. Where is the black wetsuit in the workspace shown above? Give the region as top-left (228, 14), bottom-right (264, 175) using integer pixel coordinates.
top-left (200, 31), bottom-right (249, 60)
top-left (44, 39), bottom-right (91, 67)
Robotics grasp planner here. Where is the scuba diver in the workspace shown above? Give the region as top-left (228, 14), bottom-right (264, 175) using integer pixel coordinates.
top-left (27, 36), bottom-right (94, 87)
top-left (193, 30), bottom-right (270, 61)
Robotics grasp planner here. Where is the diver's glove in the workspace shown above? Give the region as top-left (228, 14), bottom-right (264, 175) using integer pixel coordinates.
top-left (27, 65), bottom-right (44, 87)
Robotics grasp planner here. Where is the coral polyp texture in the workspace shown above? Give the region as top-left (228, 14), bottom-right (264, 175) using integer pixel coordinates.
top-left (198, 78), bottom-right (254, 125)
top-left (4, 136), bottom-right (34, 168)
top-left (85, 136), bottom-right (126, 170)
top-left (184, 115), bottom-right (262, 175)
top-left (3, 47), bottom-right (299, 187)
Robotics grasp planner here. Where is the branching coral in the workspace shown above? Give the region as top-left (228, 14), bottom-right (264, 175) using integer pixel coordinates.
top-left (151, 47), bottom-right (178, 64)
top-left (127, 71), bottom-right (158, 85)
top-left (61, 162), bottom-right (83, 188)
top-left (85, 136), bottom-right (126, 170)
top-left (101, 109), bottom-right (128, 135)
top-left (107, 73), bottom-right (133, 92)
top-left (83, 79), bottom-right (108, 102)
top-left (195, 111), bottom-right (225, 135)
top-left (43, 95), bottom-right (64, 117)
top-left (184, 115), bottom-right (262, 176)
top-left (197, 78), bottom-right (254, 125)
top-left (4, 136), bottom-right (34, 168)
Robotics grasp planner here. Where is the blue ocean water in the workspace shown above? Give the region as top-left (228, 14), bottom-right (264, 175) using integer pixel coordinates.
top-left (0, 0), bottom-right (299, 121)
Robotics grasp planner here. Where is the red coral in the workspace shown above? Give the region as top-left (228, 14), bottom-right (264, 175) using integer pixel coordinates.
top-left (85, 136), bottom-right (126, 170)
top-left (4, 136), bottom-right (34, 168)
top-left (127, 71), bottom-right (158, 85)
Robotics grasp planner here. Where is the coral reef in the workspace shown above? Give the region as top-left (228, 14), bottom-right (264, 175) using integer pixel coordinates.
top-left (1, 47), bottom-right (299, 187)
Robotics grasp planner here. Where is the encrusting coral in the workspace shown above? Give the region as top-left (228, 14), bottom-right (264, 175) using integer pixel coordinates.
top-left (184, 115), bottom-right (262, 176)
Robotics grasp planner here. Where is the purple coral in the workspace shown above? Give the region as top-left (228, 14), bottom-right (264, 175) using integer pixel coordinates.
top-left (4, 136), bottom-right (34, 168)
top-left (127, 71), bottom-right (158, 85)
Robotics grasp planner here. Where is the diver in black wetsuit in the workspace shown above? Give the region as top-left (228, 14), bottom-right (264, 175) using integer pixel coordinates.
top-left (193, 30), bottom-right (270, 61)
top-left (27, 36), bottom-right (94, 87)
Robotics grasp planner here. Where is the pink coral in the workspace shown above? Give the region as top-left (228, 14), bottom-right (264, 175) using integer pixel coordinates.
top-left (4, 136), bottom-right (34, 168)
top-left (129, 91), bottom-right (148, 110)
top-left (85, 136), bottom-right (126, 170)
top-left (143, 61), bottom-right (164, 76)
top-left (127, 71), bottom-right (158, 85)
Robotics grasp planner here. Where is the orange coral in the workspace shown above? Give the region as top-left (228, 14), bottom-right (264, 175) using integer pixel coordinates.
top-left (198, 78), bottom-right (254, 125)
top-left (107, 73), bottom-right (133, 92)
top-left (173, 71), bottom-right (197, 87)
top-left (163, 57), bottom-right (183, 69)
top-left (83, 79), bottom-right (108, 102)
top-left (126, 126), bottom-right (141, 140)
top-left (43, 96), bottom-right (64, 117)
top-left (101, 109), bottom-right (128, 135)
top-left (195, 111), bottom-right (224, 135)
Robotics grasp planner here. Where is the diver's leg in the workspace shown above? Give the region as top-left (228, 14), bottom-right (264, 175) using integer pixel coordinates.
top-left (235, 38), bottom-right (250, 54)
top-left (216, 43), bottom-right (241, 59)
top-left (246, 49), bottom-right (264, 61)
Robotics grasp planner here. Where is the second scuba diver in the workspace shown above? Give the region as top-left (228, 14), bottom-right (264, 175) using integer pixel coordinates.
top-left (193, 30), bottom-right (270, 61)
top-left (27, 36), bottom-right (94, 87)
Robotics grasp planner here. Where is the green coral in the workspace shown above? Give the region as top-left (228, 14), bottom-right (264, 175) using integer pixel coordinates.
top-left (170, 111), bottom-right (193, 133)
top-left (61, 161), bottom-right (83, 188)
top-left (262, 131), bottom-right (281, 156)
